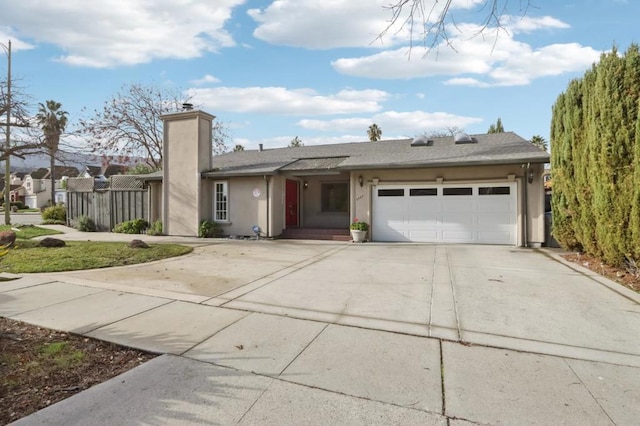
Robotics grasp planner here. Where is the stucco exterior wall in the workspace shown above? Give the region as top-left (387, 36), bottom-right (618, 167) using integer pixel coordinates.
top-left (270, 175), bottom-right (285, 236)
top-left (161, 110), bottom-right (214, 236)
top-left (350, 164), bottom-right (546, 247)
top-left (208, 176), bottom-right (272, 237)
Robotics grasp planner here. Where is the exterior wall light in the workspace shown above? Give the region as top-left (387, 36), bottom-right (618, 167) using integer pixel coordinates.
top-left (358, 175), bottom-right (363, 187)
top-left (303, 180), bottom-right (309, 189)
top-left (527, 169), bottom-right (534, 184)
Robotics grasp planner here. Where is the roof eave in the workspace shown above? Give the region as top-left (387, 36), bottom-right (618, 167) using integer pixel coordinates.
top-left (339, 156), bottom-right (550, 171)
top-left (202, 171), bottom-right (279, 179)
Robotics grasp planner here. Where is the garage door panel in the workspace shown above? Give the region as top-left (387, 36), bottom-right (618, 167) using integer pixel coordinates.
top-left (407, 230), bottom-right (439, 241)
top-left (477, 197), bottom-right (513, 213)
top-left (442, 198), bottom-right (474, 212)
top-left (477, 212), bottom-right (514, 226)
top-left (442, 230), bottom-right (475, 242)
top-left (373, 183), bottom-right (517, 245)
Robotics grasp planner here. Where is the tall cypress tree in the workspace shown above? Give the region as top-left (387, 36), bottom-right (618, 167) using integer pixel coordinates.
top-left (551, 44), bottom-right (640, 266)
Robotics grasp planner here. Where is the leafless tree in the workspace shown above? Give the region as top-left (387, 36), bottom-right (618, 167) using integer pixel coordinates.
top-left (425, 126), bottom-right (464, 138)
top-left (0, 78), bottom-right (49, 165)
top-left (78, 83), bottom-right (229, 169)
top-left (378, 0), bottom-right (534, 52)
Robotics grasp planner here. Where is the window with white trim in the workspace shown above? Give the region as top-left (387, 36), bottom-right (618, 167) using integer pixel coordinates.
top-left (214, 181), bottom-right (229, 222)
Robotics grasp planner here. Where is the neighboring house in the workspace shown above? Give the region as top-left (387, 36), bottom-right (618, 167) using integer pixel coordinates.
top-left (80, 164), bottom-right (129, 189)
top-left (155, 110), bottom-right (550, 247)
top-left (80, 165), bottom-right (103, 179)
top-left (23, 166), bottom-right (80, 208)
top-left (0, 181), bottom-right (25, 205)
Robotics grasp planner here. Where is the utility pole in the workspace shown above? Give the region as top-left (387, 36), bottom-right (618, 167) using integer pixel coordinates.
top-left (1, 40), bottom-right (11, 225)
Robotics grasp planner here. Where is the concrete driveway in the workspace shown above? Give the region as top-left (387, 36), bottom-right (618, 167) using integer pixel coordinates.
top-left (48, 240), bottom-right (640, 364)
top-left (3, 239), bottom-right (640, 425)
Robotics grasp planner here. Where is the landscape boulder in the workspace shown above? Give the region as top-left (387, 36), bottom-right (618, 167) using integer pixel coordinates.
top-left (0, 230), bottom-right (16, 247)
top-left (129, 239), bottom-right (149, 249)
top-left (39, 237), bottom-right (66, 248)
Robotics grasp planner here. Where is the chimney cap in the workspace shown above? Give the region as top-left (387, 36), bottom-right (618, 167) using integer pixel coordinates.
top-left (182, 102), bottom-right (194, 111)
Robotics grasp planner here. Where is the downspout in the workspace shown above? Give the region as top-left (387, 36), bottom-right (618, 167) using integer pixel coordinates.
top-left (523, 163), bottom-right (530, 248)
top-left (265, 175), bottom-right (270, 238)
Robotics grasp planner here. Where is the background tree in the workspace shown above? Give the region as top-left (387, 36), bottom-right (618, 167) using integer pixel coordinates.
top-left (78, 83), bottom-right (229, 169)
top-left (530, 135), bottom-right (548, 151)
top-left (367, 123), bottom-right (382, 141)
top-left (289, 136), bottom-right (303, 147)
top-left (425, 126), bottom-right (464, 138)
top-left (487, 117), bottom-right (504, 133)
top-left (35, 100), bottom-right (68, 206)
top-left (233, 144), bottom-right (245, 152)
top-left (379, 0), bottom-right (532, 51)
top-left (125, 163), bottom-right (157, 175)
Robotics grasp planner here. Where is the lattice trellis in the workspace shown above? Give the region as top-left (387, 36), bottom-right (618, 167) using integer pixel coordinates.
top-left (66, 177), bottom-right (95, 193)
top-left (110, 174), bottom-right (144, 190)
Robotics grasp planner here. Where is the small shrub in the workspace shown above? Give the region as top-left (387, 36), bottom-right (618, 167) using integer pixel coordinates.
top-left (198, 220), bottom-right (221, 238)
top-left (146, 220), bottom-right (163, 236)
top-left (42, 205), bottom-right (66, 222)
top-left (0, 201), bottom-right (24, 209)
top-left (77, 215), bottom-right (97, 232)
top-left (113, 218), bottom-right (149, 234)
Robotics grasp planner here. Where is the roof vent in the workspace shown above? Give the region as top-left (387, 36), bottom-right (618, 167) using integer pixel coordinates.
top-left (411, 135), bottom-right (434, 147)
top-left (454, 133), bottom-right (477, 144)
top-left (182, 103), bottom-right (193, 111)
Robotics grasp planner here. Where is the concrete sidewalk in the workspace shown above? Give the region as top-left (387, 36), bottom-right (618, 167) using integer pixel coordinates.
top-left (2, 240), bottom-right (639, 425)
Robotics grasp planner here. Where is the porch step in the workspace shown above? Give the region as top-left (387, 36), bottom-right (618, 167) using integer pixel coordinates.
top-left (280, 228), bottom-right (352, 242)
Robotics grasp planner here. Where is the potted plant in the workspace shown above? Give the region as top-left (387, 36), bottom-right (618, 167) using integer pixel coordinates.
top-left (350, 218), bottom-right (369, 243)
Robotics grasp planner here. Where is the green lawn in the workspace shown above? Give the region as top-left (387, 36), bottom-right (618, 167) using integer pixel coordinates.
top-left (0, 225), bottom-right (193, 274)
top-left (0, 225), bottom-right (61, 240)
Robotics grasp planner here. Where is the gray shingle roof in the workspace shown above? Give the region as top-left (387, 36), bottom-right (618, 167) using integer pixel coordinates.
top-left (203, 132), bottom-right (549, 178)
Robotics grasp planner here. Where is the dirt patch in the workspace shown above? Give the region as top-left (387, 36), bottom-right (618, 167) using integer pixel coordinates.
top-left (562, 253), bottom-right (640, 293)
top-left (0, 317), bottom-right (156, 424)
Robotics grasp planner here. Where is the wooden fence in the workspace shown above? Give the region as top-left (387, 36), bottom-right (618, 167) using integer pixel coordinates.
top-left (66, 176), bottom-right (149, 232)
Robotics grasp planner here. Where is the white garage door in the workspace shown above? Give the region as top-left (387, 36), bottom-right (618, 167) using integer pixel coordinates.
top-left (372, 183), bottom-right (517, 244)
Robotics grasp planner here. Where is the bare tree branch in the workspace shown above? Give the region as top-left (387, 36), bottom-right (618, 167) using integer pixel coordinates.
top-left (377, 0), bottom-right (534, 55)
top-left (78, 83), bottom-right (230, 168)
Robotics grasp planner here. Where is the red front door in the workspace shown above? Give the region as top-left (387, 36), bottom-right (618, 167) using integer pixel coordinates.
top-left (285, 179), bottom-right (299, 227)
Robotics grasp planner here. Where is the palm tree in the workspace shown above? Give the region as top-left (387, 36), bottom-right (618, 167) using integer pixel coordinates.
top-left (233, 144), bottom-right (245, 152)
top-left (367, 123), bottom-right (382, 141)
top-left (35, 100), bottom-right (68, 206)
top-left (530, 135), bottom-right (548, 151)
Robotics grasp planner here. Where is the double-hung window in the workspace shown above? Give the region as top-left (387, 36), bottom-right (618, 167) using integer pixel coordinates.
top-left (214, 181), bottom-right (229, 222)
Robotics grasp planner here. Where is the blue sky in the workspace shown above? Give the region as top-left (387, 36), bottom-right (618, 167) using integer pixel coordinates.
top-left (0, 0), bottom-right (638, 152)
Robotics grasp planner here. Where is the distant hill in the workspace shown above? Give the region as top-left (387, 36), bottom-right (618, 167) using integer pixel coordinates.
top-left (1, 151), bottom-right (150, 173)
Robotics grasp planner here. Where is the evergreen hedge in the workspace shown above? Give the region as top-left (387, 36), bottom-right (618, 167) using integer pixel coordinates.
top-left (551, 44), bottom-right (640, 266)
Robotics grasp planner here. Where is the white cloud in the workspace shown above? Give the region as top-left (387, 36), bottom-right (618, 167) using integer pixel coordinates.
top-left (502, 15), bottom-right (571, 33)
top-left (187, 86), bottom-right (389, 115)
top-left (248, 0), bottom-right (485, 49)
top-left (0, 31), bottom-right (35, 52)
top-left (444, 78), bottom-right (490, 88)
top-left (298, 111), bottom-right (482, 134)
top-left (332, 18), bottom-right (601, 86)
top-left (0, 0), bottom-right (245, 68)
top-left (190, 74), bottom-right (221, 86)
